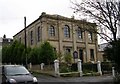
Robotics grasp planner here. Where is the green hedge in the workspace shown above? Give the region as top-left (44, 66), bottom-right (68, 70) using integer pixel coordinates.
top-left (82, 63), bottom-right (97, 73)
top-left (59, 63), bottom-right (78, 73)
top-left (59, 62), bottom-right (115, 75)
top-left (101, 62), bottom-right (115, 74)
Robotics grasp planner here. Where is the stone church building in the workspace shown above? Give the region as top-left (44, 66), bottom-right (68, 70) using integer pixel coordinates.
top-left (13, 12), bottom-right (99, 63)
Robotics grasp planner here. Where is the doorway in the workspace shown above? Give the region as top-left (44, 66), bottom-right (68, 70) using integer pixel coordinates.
top-left (79, 49), bottom-right (84, 62)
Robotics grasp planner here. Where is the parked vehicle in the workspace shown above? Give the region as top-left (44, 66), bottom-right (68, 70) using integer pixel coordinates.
top-left (1, 65), bottom-right (38, 84)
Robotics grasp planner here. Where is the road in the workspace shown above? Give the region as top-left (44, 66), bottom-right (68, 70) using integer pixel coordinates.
top-left (37, 74), bottom-right (114, 84)
top-left (0, 74), bottom-right (114, 84)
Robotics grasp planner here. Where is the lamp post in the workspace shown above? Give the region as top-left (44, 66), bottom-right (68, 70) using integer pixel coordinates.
top-left (24, 17), bottom-right (27, 68)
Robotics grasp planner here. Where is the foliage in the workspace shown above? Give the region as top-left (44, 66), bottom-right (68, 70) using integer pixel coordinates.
top-left (71, 63), bottom-right (78, 71)
top-left (59, 63), bottom-right (71, 73)
top-left (114, 74), bottom-right (120, 83)
top-left (71, 0), bottom-right (120, 42)
top-left (28, 48), bottom-right (39, 64)
top-left (104, 39), bottom-right (120, 73)
top-left (64, 53), bottom-right (72, 64)
top-left (82, 63), bottom-right (97, 73)
top-left (72, 0), bottom-right (120, 80)
top-left (59, 53), bottom-right (73, 73)
top-left (57, 52), bottom-right (63, 63)
top-left (2, 40), bottom-right (28, 64)
top-left (59, 63), bottom-right (78, 73)
top-left (2, 46), bottom-right (10, 63)
top-left (38, 41), bottom-right (57, 64)
top-left (101, 62), bottom-right (114, 74)
top-left (2, 41), bottom-right (56, 64)
top-left (2, 41), bottom-right (57, 65)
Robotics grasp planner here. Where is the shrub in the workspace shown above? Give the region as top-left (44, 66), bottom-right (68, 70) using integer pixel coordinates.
top-left (101, 62), bottom-right (115, 74)
top-left (82, 63), bottom-right (97, 73)
top-left (71, 63), bottom-right (78, 72)
top-left (59, 63), bottom-right (70, 73)
top-left (114, 74), bottom-right (120, 83)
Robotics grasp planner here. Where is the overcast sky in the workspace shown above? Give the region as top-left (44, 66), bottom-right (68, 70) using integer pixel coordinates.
top-left (0, 0), bottom-right (76, 38)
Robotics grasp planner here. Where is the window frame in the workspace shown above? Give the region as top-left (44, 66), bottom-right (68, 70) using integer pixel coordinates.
top-left (77, 27), bottom-right (83, 39)
top-left (64, 25), bottom-right (70, 38)
top-left (37, 26), bottom-right (40, 42)
top-left (90, 49), bottom-right (94, 61)
top-left (88, 32), bottom-right (93, 41)
top-left (48, 25), bottom-right (55, 37)
top-left (30, 31), bottom-right (33, 45)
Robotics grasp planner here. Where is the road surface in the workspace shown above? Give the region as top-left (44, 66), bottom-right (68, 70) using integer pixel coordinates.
top-left (37, 74), bottom-right (114, 84)
top-left (0, 74), bottom-right (114, 84)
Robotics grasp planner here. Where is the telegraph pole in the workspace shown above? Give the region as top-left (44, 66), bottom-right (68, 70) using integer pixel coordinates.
top-left (24, 17), bottom-right (27, 68)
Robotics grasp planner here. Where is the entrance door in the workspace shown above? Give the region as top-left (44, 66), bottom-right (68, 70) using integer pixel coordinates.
top-left (79, 49), bottom-right (83, 62)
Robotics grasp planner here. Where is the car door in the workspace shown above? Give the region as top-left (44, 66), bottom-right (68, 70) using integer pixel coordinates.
top-left (1, 66), bottom-right (7, 84)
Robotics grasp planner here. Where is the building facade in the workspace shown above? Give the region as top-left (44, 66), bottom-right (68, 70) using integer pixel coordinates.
top-left (2, 35), bottom-right (13, 46)
top-left (13, 12), bottom-right (99, 63)
top-left (0, 35), bottom-right (13, 64)
top-left (98, 43), bottom-right (109, 62)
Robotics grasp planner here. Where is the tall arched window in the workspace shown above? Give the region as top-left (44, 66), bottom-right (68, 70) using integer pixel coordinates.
top-left (64, 25), bottom-right (70, 38)
top-left (48, 25), bottom-right (55, 36)
top-left (77, 27), bottom-right (83, 39)
top-left (88, 32), bottom-right (93, 41)
top-left (30, 31), bottom-right (33, 45)
top-left (37, 26), bottom-right (41, 42)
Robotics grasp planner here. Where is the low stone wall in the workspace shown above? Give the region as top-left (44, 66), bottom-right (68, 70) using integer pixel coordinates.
top-left (28, 64), bottom-right (54, 71)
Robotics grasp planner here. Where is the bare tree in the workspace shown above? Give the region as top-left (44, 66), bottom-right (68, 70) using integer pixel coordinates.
top-left (71, 1), bottom-right (120, 77)
top-left (71, 0), bottom-right (120, 42)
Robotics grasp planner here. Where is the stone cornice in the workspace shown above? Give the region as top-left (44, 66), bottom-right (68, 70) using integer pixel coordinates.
top-left (13, 12), bottom-right (97, 37)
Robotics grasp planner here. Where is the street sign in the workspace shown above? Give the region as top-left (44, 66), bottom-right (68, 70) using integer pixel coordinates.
top-left (73, 51), bottom-right (78, 59)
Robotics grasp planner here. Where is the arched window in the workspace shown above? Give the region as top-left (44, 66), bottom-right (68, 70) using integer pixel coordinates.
top-left (19, 37), bottom-right (21, 43)
top-left (77, 27), bottom-right (83, 39)
top-left (64, 25), bottom-right (70, 38)
top-left (48, 25), bottom-right (55, 36)
top-left (30, 31), bottom-right (33, 45)
top-left (88, 32), bottom-right (93, 41)
top-left (37, 26), bottom-right (41, 42)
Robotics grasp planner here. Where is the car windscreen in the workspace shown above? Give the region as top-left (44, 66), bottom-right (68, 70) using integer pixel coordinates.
top-left (5, 66), bottom-right (30, 76)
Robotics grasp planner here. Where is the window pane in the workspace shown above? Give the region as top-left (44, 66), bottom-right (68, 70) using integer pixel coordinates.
top-left (30, 31), bottom-right (33, 45)
top-left (19, 37), bottom-right (21, 43)
top-left (37, 26), bottom-right (40, 42)
top-left (90, 49), bottom-right (94, 61)
top-left (64, 25), bottom-right (70, 38)
top-left (65, 48), bottom-right (71, 54)
top-left (49, 25), bottom-right (55, 36)
top-left (88, 32), bottom-right (92, 41)
top-left (77, 27), bottom-right (83, 39)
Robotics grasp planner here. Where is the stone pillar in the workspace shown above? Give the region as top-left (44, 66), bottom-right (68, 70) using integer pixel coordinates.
top-left (112, 67), bottom-right (115, 77)
top-left (40, 63), bottom-right (44, 70)
top-left (97, 61), bottom-right (102, 76)
top-left (54, 60), bottom-right (59, 76)
top-left (77, 59), bottom-right (82, 77)
top-left (84, 31), bottom-right (89, 62)
top-left (72, 28), bottom-right (77, 51)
